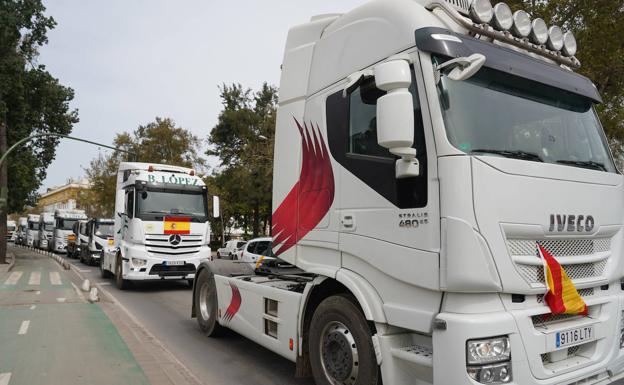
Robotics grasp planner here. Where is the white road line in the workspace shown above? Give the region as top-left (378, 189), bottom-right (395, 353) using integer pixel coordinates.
top-left (30, 305), bottom-right (36, 310)
top-left (97, 282), bottom-right (111, 286)
top-left (56, 298), bottom-right (66, 303)
top-left (35, 290), bottom-right (41, 295)
top-left (4, 271), bottom-right (22, 285)
top-left (49, 271), bottom-right (62, 285)
top-left (70, 282), bottom-right (86, 302)
top-left (18, 320), bottom-right (30, 335)
top-left (28, 271), bottom-right (41, 285)
top-left (0, 373), bottom-right (11, 385)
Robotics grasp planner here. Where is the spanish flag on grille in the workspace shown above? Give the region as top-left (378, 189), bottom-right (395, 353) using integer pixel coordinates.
top-left (163, 216), bottom-right (191, 235)
top-left (538, 244), bottom-right (588, 315)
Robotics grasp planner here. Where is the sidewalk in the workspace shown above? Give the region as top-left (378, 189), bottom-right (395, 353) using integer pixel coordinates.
top-left (0, 247), bottom-right (150, 385)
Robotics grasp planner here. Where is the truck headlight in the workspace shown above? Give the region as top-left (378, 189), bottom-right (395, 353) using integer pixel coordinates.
top-left (467, 336), bottom-right (511, 364)
top-left (467, 336), bottom-right (512, 384)
top-left (131, 258), bottom-right (147, 267)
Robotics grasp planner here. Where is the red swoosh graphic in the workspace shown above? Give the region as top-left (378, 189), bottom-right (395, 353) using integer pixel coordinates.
top-left (272, 118), bottom-right (335, 256)
top-left (223, 282), bottom-right (241, 322)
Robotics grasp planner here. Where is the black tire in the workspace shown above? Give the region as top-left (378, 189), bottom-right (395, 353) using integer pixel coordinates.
top-left (100, 253), bottom-right (112, 278)
top-left (216, 252), bottom-right (221, 259)
top-left (309, 295), bottom-right (379, 385)
top-left (115, 254), bottom-right (129, 290)
top-left (194, 269), bottom-right (224, 336)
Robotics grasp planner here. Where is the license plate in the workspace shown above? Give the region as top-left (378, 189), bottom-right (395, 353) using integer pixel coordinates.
top-left (555, 326), bottom-right (595, 348)
top-left (163, 260), bottom-right (184, 266)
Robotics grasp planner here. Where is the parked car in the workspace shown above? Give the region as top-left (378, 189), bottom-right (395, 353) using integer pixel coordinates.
top-left (233, 242), bottom-right (247, 260)
top-left (216, 239), bottom-right (246, 259)
top-left (239, 237), bottom-right (274, 268)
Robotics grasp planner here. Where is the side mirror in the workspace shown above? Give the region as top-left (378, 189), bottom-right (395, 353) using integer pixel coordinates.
top-left (212, 196), bottom-right (220, 218)
top-left (374, 60), bottom-right (419, 179)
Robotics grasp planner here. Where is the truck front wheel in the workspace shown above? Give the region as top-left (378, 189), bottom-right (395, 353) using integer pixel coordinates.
top-left (195, 269), bottom-right (223, 337)
top-left (100, 252), bottom-right (112, 278)
top-left (115, 254), bottom-right (129, 290)
top-left (309, 295), bottom-right (379, 385)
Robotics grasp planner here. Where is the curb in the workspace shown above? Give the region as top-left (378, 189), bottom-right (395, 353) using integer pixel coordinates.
top-left (6, 251), bottom-right (15, 272)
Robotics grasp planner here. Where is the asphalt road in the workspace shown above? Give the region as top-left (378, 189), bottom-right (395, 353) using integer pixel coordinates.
top-left (64, 255), bottom-right (314, 385)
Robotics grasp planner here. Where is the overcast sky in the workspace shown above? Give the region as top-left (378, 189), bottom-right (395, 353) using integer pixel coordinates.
top-left (38, 0), bottom-right (364, 191)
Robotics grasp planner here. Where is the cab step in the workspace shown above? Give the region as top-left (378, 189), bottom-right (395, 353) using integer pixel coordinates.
top-left (390, 344), bottom-right (433, 367)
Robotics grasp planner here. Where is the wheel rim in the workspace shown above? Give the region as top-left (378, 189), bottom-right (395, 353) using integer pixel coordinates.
top-left (319, 321), bottom-right (359, 385)
top-left (198, 281), bottom-right (213, 321)
top-left (116, 258), bottom-right (122, 284)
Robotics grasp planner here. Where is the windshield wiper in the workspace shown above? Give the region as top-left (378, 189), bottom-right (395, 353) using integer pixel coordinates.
top-left (471, 149), bottom-right (543, 162)
top-left (556, 160), bottom-right (607, 171)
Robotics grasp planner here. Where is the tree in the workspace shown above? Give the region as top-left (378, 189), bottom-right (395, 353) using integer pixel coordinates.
top-left (207, 83), bottom-right (277, 240)
top-left (85, 117), bottom-right (204, 217)
top-left (0, 1), bottom-right (78, 263)
top-left (507, 0), bottom-right (624, 160)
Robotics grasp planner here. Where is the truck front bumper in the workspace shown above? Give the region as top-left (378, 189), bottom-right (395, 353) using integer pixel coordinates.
top-left (429, 291), bottom-right (624, 385)
top-left (119, 244), bottom-right (210, 281)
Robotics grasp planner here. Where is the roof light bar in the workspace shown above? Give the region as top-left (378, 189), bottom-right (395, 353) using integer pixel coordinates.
top-left (426, 0), bottom-right (580, 69)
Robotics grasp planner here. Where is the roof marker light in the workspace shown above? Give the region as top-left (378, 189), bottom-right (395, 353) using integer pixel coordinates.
top-left (189, 170), bottom-right (195, 176)
top-left (492, 3), bottom-right (513, 31)
top-left (562, 31), bottom-right (577, 57)
top-left (547, 25), bottom-right (564, 51)
top-left (469, 0), bottom-right (493, 24)
top-left (148, 165), bottom-right (154, 172)
top-left (530, 18), bottom-right (548, 45)
top-left (511, 10), bottom-right (531, 38)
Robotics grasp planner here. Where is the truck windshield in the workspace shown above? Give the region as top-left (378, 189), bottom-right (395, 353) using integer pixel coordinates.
top-left (136, 189), bottom-right (208, 220)
top-left (436, 61), bottom-right (616, 173)
top-left (56, 219), bottom-right (77, 231)
top-left (95, 223), bottom-right (114, 238)
top-left (7, 225), bottom-right (15, 231)
top-left (43, 223), bottom-right (54, 231)
top-left (29, 222), bottom-right (40, 230)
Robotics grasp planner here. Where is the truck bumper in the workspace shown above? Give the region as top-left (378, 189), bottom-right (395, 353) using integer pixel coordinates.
top-left (120, 244), bottom-right (210, 281)
top-left (427, 291), bottom-right (624, 385)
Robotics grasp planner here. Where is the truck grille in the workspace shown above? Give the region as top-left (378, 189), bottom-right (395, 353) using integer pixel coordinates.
top-left (149, 263), bottom-right (196, 276)
top-left (507, 238), bottom-right (611, 286)
top-left (145, 234), bottom-right (203, 256)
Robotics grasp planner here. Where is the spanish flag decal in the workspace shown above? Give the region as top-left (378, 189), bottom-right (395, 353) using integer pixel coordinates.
top-left (538, 244), bottom-right (588, 315)
top-left (163, 216), bottom-right (191, 235)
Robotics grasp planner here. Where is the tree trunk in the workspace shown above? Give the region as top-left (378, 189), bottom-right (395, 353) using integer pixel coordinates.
top-left (252, 201), bottom-right (260, 238)
top-left (0, 120), bottom-right (7, 264)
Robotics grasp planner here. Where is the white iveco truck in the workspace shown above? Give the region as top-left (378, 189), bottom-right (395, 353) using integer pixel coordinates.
top-left (26, 214), bottom-right (40, 247)
top-left (101, 162), bottom-right (212, 290)
top-left (52, 209), bottom-right (87, 253)
top-left (38, 212), bottom-right (54, 250)
top-left (191, 1), bottom-right (624, 384)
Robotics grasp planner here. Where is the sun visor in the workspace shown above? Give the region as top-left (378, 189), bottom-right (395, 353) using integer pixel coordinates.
top-left (415, 27), bottom-right (602, 103)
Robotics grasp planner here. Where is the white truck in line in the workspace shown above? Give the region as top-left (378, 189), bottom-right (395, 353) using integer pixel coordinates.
top-left (16, 217), bottom-right (27, 245)
top-left (80, 217), bottom-right (115, 265)
top-left (191, 1), bottom-right (624, 384)
top-left (52, 209), bottom-right (87, 253)
top-left (6, 220), bottom-right (16, 242)
top-left (101, 162), bottom-right (212, 289)
top-left (37, 212), bottom-right (54, 250)
top-left (26, 214), bottom-right (40, 247)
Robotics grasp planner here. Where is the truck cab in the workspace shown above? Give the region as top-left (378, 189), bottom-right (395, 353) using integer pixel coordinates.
top-left (6, 220), bottom-right (16, 242)
top-left (101, 162), bottom-right (212, 289)
top-left (37, 212), bottom-right (54, 250)
top-left (52, 209), bottom-right (87, 253)
top-left (80, 218), bottom-right (114, 265)
top-left (192, 1), bottom-right (624, 384)
top-left (26, 214), bottom-right (40, 247)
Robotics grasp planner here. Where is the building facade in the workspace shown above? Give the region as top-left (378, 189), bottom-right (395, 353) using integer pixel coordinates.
top-left (37, 180), bottom-right (90, 212)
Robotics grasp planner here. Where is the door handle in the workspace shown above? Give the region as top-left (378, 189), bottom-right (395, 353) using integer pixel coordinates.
top-left (341, 215), bottom-right (355, 230)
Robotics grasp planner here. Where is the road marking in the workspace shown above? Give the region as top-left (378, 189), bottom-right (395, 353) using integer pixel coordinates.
top-left (18, 320), bottom-right (30, 335)
top-left (4, 271), bottom-right (22, 285)
top-left (70, 282), bottom-right (86, 302)
top-left (28, 271), bottom-right (41, 285)
top-left (49, 271), bottom-right (62, 285)
top-left (30, 305), bottom-right (36, 310)
top-left (56, 298), bottom-right (66, 303)
top-left (35, 290), bottom-right (41, 295)
top-left (97, 282), bottom-right (111, 286)
top-left (0, 373), bottom-right (11, 385)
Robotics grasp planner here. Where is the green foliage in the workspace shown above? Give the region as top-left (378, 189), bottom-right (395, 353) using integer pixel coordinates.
top-left (506, 0), bottom-right (624, 158)
top-left (0, 0), bottom-right (78, 213)
top-left (207, 83), bottom-right (277, 240)
top-left (84, 117), bottom-right (204, 217)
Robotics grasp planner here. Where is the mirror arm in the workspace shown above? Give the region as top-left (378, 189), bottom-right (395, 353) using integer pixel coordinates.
top-left (342, 69), bottom-right (373, 97)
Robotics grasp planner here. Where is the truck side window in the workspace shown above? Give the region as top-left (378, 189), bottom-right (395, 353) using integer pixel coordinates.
top-left (126, 189), bottom-right (135, 219)
top-left (326, 68), bottom-right (428, 209)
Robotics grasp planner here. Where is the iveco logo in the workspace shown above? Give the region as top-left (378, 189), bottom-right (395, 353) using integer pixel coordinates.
top-left (549, 214), bottom-right (595, 232)
top-left (169, 234), bottom-right (182, 246)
